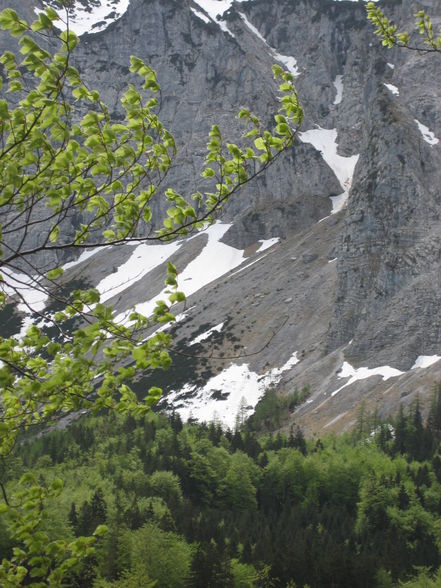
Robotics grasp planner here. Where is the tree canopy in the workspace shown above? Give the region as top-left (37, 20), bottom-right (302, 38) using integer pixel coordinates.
top-left (4, 395), bottom-right (441, 586)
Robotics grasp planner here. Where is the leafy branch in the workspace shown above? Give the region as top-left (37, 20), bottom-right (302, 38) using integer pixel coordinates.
top-left (0, 6), bottom-right (304, 583)
top-left (366, 2), bottom-right (441, 52)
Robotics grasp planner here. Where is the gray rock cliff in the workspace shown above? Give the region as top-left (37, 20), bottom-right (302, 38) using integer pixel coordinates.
top-left (2, 0), bottom-right (441, 432)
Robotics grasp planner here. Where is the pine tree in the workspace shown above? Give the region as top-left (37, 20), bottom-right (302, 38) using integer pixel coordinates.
top-left (428, 383), bottom-right (441, 439)
top-left (77, 500), bottom-right (92, 537)
top-left (393, 405), bottom-right (408, 455)
top-left (293, 429), bottom-right (307, 456)
top-left (90, 488), bottom-right (107, 527)
top-left (170, 411), bottom-right (184, 434)
top-left (190, 540), bottom-right (234, 588)
top-left (68, 502), bottom-right (79, 535)
top-left (78, 489), bottom-right (107, 536)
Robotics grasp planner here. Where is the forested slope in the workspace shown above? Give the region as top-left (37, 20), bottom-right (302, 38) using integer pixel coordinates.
top-left (3, 388), bottom-right (441, 587)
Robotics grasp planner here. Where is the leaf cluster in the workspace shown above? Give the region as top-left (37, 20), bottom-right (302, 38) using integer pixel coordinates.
top-left (366, 2), bottom-right (441, 52)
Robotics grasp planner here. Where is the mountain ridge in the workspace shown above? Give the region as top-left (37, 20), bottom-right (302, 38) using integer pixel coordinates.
top-left (2, 0), bottom-right (441, 434)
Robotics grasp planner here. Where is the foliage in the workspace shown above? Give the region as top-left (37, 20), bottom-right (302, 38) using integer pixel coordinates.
top-left (0, 3), bottom-right (304, 583)
top-left (398, 567), bottom-right (441, 587)
top-left (366, 2), bottom-right (441, 52)
top-left (230, 559), bottom-right (256, 587)
top-left (246, 385), bottom-right (310, 431)
top-left (2, 394), bottom-right (441, 586)
top-left (121, 523), bottom-right (193, 588)
top-left (0, 474), bottom-right (106, 586)
top-left (95, 568), bottom-right (158, 588)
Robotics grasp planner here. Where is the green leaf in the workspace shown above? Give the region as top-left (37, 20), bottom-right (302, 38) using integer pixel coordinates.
top-left (103, 229), bottom-right (116, 241)
top-left (254, 137), bottom-right (266, 151)
top-left (60, 29), bottom-right (78, 50)
top-left (93, 525), bottom-right (108, 537)
top-left (47, 267), bottom-right (64, 280)
top-left (49, 225), bottom-right (59, 243)
top-left (148, 386), bottom-right (162, 399)
top-left (45, 7), bottom-right (60, 22)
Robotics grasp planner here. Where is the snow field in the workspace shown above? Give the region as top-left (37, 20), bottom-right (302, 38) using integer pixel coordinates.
top-left (190, 8), bottom-right (211, 25)
top-left (331, 361), bottom-right (404, 397)
top-left (189, 322), bottom-right (225, 345)
top-left (333, 75), bottom-right (343, 105)
top-left (414, 120), bottom-right (439, 146)
top-left (114, 224), bottom-right (276, 324)
top-left (193, 0), bottom-right (253, 23)
top-left (384, 83), bottom-right (399, 96)
top-left (299, 127), bottom-right (359, 213)
top-left (96, 241), bottom-right (181, 304)
top-left (38, 0), bottom-right (130, 36)
top-left (5, 221), bottom-right (277, 341)
top-left (166, 352), bottom-right (299, 429)
top-left (411, 355), bottom-right (441, 369)
top-left (192, 0), bottom-right (253, 36)
top-left (330, 355), bottom-right (441, 398)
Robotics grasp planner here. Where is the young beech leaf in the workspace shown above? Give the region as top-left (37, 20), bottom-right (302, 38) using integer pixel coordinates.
top-left (254, 137), bottom-right (266, 151)
top-left (47, 267), bottom-right (64, 280)
top-left (49, 225), bottom-right (59, 243)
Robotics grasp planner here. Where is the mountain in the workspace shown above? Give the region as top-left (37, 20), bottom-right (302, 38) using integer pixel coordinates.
top-left (2, 0), bottom-right (441, 435)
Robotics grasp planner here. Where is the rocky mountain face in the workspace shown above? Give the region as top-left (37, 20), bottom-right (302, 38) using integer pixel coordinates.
top-left (3, 0), bottom-right (441, 435)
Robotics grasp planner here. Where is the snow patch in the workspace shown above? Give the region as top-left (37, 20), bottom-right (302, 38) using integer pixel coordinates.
top-left (166, 351), bottom-right (299, 429)
top-left (271, 51), bottom-right (299, 78)
top-left (192, 0), bottom-right (252, 36)
top-left (239, 11), bottom-right (266, 43)
top-left (38, 0), bottom-right (130, 36)
top-left (227, 237), bottom-right (277, 277)
top-left (1, 268), bottom-right (49, 336)
top-left (256, 237), bottom-right (280, 253)
top-left (193, 0), bottom-right (235, 21)
top-left (190, 322), bottom-right (224, 345)
top-left (62, 247), bottom-right (104, 271)
top-left (115, 223), bottom-right (247, 323)
top-left (411, 355), bottom-right (441, 369)
top-left (414, 119), bottom-right (439, 146)
top-left (239, 13), bottom-right (300, 77)
top-left (193, 0), bottom-right (254, 20)
top-left (190, 7), bottom-right (211, 24)
top-left (330, 193), bottom-right (348, 214)
top-left (331, 361), bottom-right (404, 397)
top-left (384, 83), bottom-right (399, 96)
top-left (95, 241), bottom-right (181, 304)
top-left (333, 75), bottom-right (343, 105)
top-left (299, 126), bottom-right (359, 213)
